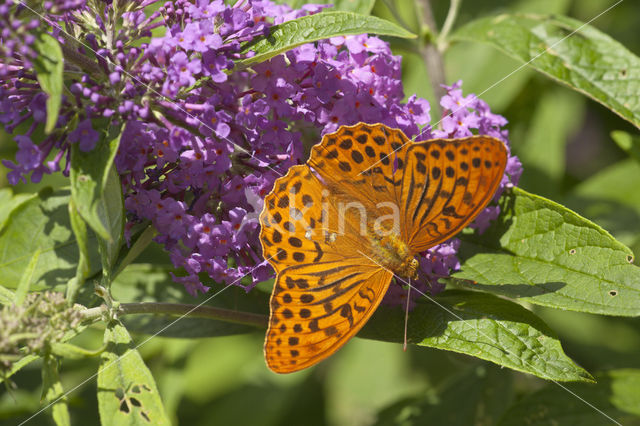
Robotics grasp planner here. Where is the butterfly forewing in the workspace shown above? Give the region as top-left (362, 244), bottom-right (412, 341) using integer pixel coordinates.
top-left (308, 123), bottom-right (409, 216)
top-left (401, 137), bottom-right (507, 252)
top-left (265, 263), bottom-right (393, 373)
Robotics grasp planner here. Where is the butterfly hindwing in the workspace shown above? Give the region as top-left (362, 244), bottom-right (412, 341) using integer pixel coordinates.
top-left (260, 165), bottom-right (368, 273)
top-left (264, 262), bottom-right (393, 373)
top-left (260, 158), bottom-right (393, 373)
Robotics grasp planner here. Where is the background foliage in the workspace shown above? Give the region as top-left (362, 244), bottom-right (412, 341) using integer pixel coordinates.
top-left (1, 0), bottom-right (640, 425)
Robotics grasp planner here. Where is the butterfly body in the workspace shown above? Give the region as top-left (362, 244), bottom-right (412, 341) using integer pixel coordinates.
top-left (260, 122), bottom-right (508, 374)
top-left (368, 231), bottom-right (419, 279)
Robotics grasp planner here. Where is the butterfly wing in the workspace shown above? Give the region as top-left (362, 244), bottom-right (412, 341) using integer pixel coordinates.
top-left (307, 123), bottom-right (409, 215)
top-left (260, 164), bottom-right (372, 273)
top-left (260, 123), bottom-right (507, 373)
top-left (260, 161), bottom-right (393, 373)
top-left (400, 137), bottom-right (507, 252)
top-left (265, 263), bottom-right (393, 373)
top-left (306, 122), bottom-right (507, 252)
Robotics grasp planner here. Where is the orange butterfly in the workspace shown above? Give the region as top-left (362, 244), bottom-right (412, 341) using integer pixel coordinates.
top-left (259, 122), bottom-right (507, 373)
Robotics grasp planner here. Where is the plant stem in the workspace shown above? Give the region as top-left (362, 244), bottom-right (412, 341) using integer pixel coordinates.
top-left (80, 302), bottom-right (269, 328)
top-left (58, 35), bottom-right (103, 80)
top-left (437, 0), bottom-right (461, 50)
top-left (417, 0), bottom-right (447, 118)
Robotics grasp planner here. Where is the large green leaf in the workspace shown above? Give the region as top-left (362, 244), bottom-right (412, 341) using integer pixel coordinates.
top-left (361, 290), bottom-right (592, 382)
top-left (451, 14), bottom-right (640, 128)
top-left (374, 364), bottom-right (513, 426)
top-left (97, 321), bottom-right (170, 425)
top-left (0, 188), bottom-right (100, 291)
top-left (32, 32), bottom-right (64, 134)
top-left (238, 11), bottom-right (415, 66)
top-left (497, 369), bottom-right (640, 425)
top-left (452, 187), bottom-right (640, 316)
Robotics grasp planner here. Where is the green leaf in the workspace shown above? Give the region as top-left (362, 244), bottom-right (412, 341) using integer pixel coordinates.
top-left (70, 121), bottom-right (124, 286)
top-left (41, 356), bottom-right (70, 426)
top-left (451, 14), bottom-right (640, 128)
top-left (238, 11), bottom-right (415, 66)
top-left (611, 130), bottom-right (640, 163)
top-left (69, 121), bottom-right (123, 242)
top-left (441, 0), bottom-right (578, 113)
top-left (0, 188), bottom-right (101, 291)
top-left (50, 341), bottom-right (105, 359)
top-left (0, 354), bottom-right (39, 385)
top-left (374, 364), bottom-right (513, 426)
top-left (32, 32), bottom-right (64, 134)
top-left (14, 248), bottom-right (41, 306)
top-left (66, 199), bottom-right (91, 303)
top-left (97, 321), bottom-right (170, 426)
top-left (360, 290), bottom-right (592, 382)
top-left (113, 225), bottom-right (156, 279)
top-left (497, 369), bottom-right (640, 425)
top-left (97, 165), bottom-right (125, 283)
top-left (452, 187), bottom-right (640, 316)
top-left (0, 188), bottom-right (36, 233)
top-left (0, 285), bottom-right (14, 305)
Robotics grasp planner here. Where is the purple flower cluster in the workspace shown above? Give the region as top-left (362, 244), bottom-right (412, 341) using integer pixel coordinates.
top-left (0, 3), bottom-right (39, 77)
top-left (0, 0), bottom-right (521, 301)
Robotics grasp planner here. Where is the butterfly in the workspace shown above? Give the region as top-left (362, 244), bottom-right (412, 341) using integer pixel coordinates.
top-left (259, 122), bottom-right (507, 373)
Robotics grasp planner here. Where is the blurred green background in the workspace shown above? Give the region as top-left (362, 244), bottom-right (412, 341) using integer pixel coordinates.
top-left (1, 0), bottom-right (640, 425)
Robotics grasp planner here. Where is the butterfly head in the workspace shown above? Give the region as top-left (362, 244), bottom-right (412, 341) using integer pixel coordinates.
top-left (397, 256), bottom-right (419, 281)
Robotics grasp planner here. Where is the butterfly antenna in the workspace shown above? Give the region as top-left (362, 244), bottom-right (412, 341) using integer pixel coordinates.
top-left (403, 279), bottom-right (411, 352)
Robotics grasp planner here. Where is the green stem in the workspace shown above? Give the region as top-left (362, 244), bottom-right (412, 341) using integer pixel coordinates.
top-left (8, 333), bottom-right (39, 343)
top-left (58, 36), bottom-right (103, 80)
top-left (437, 0), bottom-right (461, 50)
top-left (81, 302), bottom-right (269, 329)
top-left (417, 0), bottom-right (447, 118)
